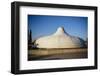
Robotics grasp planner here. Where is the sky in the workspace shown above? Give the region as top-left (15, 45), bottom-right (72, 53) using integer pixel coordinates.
top-left (28, 15), bottom-right (88, 41)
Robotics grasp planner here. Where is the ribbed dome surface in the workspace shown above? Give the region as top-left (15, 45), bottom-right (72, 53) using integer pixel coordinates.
top-left (35, 27), bottom-right (86, 48)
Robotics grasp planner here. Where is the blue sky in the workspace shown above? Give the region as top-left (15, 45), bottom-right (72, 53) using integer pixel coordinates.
top-left (28, 15), bottom-right (88, 41)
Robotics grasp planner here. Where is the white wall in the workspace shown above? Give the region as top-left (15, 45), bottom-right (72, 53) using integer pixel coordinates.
top-left (0, 0), bottom-right (99, 76)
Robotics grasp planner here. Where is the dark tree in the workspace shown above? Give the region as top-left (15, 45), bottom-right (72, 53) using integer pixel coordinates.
top-left (29, 29), bottom-right (32, 43)
top-left (28, 29), bottom-right (32, 49)
top-left (28, 29), bottom-right (30, 43)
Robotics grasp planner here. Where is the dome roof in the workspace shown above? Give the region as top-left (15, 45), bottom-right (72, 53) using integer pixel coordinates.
top-left (35, 27), bottom-right (86, 48)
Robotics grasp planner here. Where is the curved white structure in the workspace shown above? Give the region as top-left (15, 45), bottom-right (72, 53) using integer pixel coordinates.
top-left (35, 27), bottom-right (86, 48)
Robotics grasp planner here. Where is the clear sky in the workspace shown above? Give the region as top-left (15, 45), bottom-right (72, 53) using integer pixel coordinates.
top-left (28, 15), bottom-right (88, 41)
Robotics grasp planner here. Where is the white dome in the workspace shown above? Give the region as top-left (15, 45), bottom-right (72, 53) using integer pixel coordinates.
top-left (35, 27), bottom-right (86, 48)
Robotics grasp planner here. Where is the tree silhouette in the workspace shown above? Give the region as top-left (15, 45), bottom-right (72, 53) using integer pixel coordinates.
top-left (28, 29), bottom-right (32, 49)
top-left (28, 29), bottom-right (32, 44)
top-left (30, 29), bottom-right (32, 43)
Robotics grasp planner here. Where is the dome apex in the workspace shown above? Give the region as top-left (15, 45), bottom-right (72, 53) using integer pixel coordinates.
top-left (57, 27), bottom-right (64, 32)
top-left (54, 27), bottom-right (68, 35)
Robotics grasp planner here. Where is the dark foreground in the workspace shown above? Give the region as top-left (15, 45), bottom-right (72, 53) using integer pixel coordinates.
top-left (28, 48), bottom-right (87, 61)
